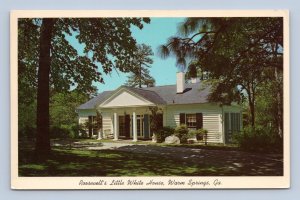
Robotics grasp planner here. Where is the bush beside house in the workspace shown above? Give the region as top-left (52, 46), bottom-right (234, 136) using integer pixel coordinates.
top-left (155, 126), bottom-right (174, 143)
top-left (232, 126), bottom-right (283, 153)
top-left (174, 124), bottom-right (189, 144)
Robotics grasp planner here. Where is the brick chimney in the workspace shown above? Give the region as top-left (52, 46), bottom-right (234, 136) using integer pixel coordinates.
top-left (176, 72), bottom-right (185, 93)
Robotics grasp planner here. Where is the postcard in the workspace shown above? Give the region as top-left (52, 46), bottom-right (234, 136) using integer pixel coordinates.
top-left (11, 10), bottom-right (290, 189)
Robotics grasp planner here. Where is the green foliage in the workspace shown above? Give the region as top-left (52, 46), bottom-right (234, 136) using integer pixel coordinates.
top-left (254, 77), bottom-right (283, 137)
top-left (95, 111), bottom-right (102, 133)
top-left (174, 124), bottom-right (189, 144)
top-left (18, 17), bottom-right (151, 154)
top-left (125, 44), bottom-right (156, 88)
top-left (50, 124), bottom-right (85, 139)
top-left (50, 91), bottom-right (88, 127)
top-left (49, 91), bottom-right (89, 139)
top-left (50, 126), bottom-right (71, 139)
top-left (18, 18), bottom-right (151, 94)
top-left (18, 99), bottom-right (37, 137)
top-left (19, 90), bottom-right (88, 139)
top-left (126, 68), bottom-right (155, 88)
top-left (149, 106), bottom-right (163, 133)
top-left (159, 17), bottom-right (283, 131)
top-left (187, 130), bottom-right (197, 138)
top-left (19, 126), bottom-right (36, 139)
top-left (233, 126), bottom-right (283, 153)
top-left (155, 126), bottom-right (175, 143)
top-left (196, 129), bottom-right (208, 141)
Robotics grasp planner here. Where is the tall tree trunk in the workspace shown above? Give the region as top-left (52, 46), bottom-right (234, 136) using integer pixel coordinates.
top-left (249, 99), bottom-right (255, 128)
top-left (275, 67), bottom-right (283, 138)
top-left (273, 43), bottom-right (283, 138)
top-left (139, 63), bottom-right (142, 88)
top-left (35, 18), bottom-right (55, 158)
top-left (247, 82), bottom-right (256, 129)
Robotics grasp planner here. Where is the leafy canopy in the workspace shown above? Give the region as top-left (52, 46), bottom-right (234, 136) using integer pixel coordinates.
top-left (18, 17), bottom-right (151, 95)
top-left (158, 17), bottom-right (283, 128)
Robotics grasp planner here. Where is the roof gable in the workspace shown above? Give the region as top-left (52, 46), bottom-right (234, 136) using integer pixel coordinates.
top-left (77, 91), bottom-right (112, 110)
top-left (99, 87), bottom-right (155, 108)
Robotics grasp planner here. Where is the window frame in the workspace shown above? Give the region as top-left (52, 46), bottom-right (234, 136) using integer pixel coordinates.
top-left (185, 113), bottom-right (197, 129)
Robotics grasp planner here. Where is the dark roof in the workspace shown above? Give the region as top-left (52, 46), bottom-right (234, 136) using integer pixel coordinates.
top-left (77, 91), bottom-right (113, 109)
top-left (77, 83), bottom-right (211, 110)
top-left (144, 83), bottom-right (211, 105)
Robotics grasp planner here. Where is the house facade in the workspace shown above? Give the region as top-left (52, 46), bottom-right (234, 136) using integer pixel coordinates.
top-left (76, 72), bottom-right (242, 144)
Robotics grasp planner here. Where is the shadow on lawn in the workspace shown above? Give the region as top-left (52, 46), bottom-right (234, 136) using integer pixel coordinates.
top-left (116, 145), bottom-right (283, 176)
top-left (19, 147), bottom-right (210, 176)
top-left (18, 142), bottom-right (283, 177)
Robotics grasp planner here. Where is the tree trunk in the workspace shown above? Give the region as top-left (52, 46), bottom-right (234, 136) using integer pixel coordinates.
top-left (275, 67), bottom-right (283, 138)
top-left (139, 63), bottom-right (142, 88)
top-left (247, 83), bottom-right (255, 129)
top-left (273, 43), bottom-right (283, 138)
top-left (249, 100), bottom-right (255, 128)
top-left (35, 18), bottom-right (55, 159)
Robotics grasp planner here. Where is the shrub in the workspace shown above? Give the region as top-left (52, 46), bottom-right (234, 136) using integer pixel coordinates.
top-left (196, 128), bottom-right (208, 141)
top-left (50, 125), bottom-right (77, 139)
top-left (18, 126), bottom-right (36, 139)
top-left (69, 124), bottom-right (86, 139)
top-left (174, 124), bottom-right (189, 144)
top-left (188, 130), bottom-right (197, 139)
top-left (155, 126), bottom-right (174, 143)
top-left (50, 126), bottom-right (68, 139)
top-left (234, 126), bottom-right (283, 153)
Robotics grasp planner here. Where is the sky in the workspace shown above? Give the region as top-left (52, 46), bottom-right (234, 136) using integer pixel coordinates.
top-left (67, 18), bottom-right (185, 93)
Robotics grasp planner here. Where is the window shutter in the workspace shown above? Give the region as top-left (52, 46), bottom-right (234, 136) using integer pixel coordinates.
top-left (196, 113), bottom-right (203, 129)
top-left (179, 113), bottom-right (185, 125)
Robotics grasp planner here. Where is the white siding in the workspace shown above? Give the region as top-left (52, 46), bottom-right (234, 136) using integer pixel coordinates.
top-left (165, 104), bottom-right (223, 143)
top-left (203, 113), bottom-right (222, 143)
top-left (78, 117), bottom-right (88, 124)
top-left (102, 112), bottom-right (113, 135)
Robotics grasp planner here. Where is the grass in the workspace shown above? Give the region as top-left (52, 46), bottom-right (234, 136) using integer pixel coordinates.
top-left (19, 147), bottom-right (216, 176)
top-left (18, 139), bottom-right (283, 177)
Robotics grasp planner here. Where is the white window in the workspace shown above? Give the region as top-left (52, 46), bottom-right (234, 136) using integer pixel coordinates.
top-left (186, 114), bottom-right (196, 129)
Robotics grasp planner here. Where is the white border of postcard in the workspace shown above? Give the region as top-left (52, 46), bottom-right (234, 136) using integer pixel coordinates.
top-left (11, 10), bottom-right (290, 189)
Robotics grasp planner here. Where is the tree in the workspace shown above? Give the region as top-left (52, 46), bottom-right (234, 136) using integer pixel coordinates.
top-left (18, 17), bottom-right (150, 158)
top-left (125, 44), bottom-right (155, 88)
top-left (50, 91), bottom-right (88, 128)
top-left (148, 106), bottom-right (163, 142)
top-left (159, 17), bottom-right (283, 133)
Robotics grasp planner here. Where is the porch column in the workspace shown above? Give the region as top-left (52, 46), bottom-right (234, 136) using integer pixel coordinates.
top-left (132, 112), bottom-right (137, 142)
top-left (113, 112), bottom-right (118, 140)
top-left (97, 129), bottom-right (102, 140)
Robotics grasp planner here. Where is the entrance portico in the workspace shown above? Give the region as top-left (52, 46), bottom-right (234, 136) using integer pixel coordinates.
top-left (96, 86), bottom-right (164, 141)
top-left (103, 107), bottom-right (154, 141)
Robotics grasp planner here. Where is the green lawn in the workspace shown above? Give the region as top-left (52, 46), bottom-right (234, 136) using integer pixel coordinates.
top-left (19, 147), bottom-right (215, 176)
top-left (18, 139), bottom-right (283, 176)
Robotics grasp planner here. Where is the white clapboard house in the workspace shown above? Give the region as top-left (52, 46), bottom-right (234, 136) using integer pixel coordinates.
top-left (76, 72), bottom-right (242, 144)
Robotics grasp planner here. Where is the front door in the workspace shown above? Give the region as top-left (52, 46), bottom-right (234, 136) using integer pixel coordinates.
top-left (124, 115), bottom-right (130, 138)
top-left (119, 115), bottom-right (131, 138)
